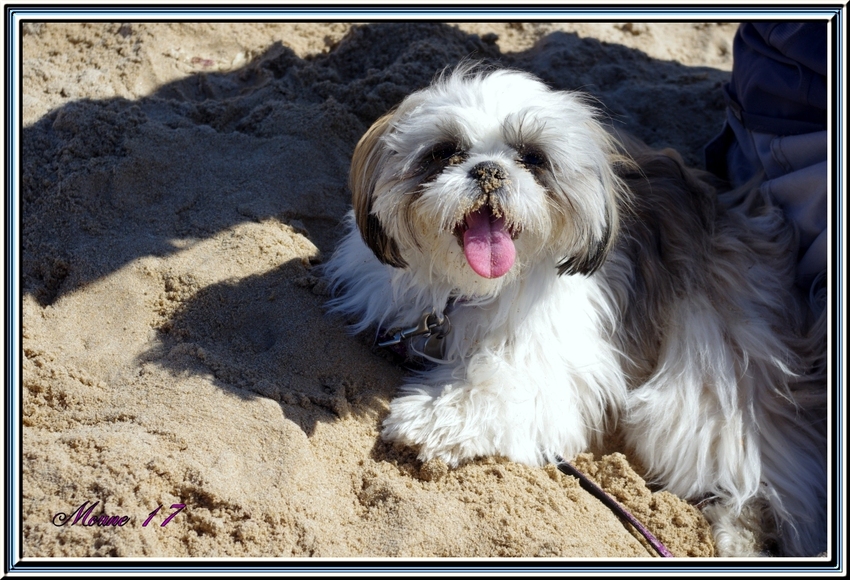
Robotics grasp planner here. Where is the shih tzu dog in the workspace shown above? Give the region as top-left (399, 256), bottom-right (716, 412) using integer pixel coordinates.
top-left (322, 65), bottom-right (827, 557)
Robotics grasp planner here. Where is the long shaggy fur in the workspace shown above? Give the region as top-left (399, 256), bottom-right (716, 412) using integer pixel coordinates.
top-left (322, 65), bottom-right (827, 557)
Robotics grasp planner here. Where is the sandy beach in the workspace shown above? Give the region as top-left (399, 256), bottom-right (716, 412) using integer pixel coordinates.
top-left (21, 21), bottom-right (739, 558)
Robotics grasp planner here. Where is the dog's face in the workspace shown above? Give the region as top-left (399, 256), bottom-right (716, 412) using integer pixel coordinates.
top-left (351, 68), bottom-right (625, 297)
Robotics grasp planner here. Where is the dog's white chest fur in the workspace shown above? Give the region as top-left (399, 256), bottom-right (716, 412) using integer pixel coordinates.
top-left (332, 225), bottom-right (626, 467)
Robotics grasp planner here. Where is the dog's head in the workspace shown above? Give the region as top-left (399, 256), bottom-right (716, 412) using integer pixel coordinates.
top-left (350, 65), bottom-right (627, 297)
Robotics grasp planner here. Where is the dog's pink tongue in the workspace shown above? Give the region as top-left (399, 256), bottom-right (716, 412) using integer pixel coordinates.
top-left (462, 207), bottom-right (516, 278)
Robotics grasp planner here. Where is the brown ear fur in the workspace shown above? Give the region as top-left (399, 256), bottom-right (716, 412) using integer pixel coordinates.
top-left (350, 112), bottom-right (407, 268)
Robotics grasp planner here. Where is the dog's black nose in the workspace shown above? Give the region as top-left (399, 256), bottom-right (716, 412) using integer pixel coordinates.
top-left (469, 161), bottom-right (509, 194)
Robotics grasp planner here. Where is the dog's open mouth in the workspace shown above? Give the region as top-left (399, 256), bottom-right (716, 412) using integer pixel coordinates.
top-left (454, 204), bottom-right (517, 279)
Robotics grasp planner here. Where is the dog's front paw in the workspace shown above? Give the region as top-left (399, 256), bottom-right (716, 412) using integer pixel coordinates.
top-left (381, 382), bottom-right (554, 467)
top-left (381, 384), bottom-right (498, 467)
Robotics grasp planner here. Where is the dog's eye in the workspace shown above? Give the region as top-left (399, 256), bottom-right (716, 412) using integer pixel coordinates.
top-left (428, 142), bottom-right (465, 165)
top-left (520, 147), bottom-right (547, 168)
top-left (430, 143), bottom-right (456, 160)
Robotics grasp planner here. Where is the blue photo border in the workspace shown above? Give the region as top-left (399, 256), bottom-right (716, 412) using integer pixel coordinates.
top-left (4, 2), bottom-right (846, 576)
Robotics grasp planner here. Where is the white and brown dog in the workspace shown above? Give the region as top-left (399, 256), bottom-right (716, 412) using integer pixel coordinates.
top-left (323, 65), bottom-right (827, 557)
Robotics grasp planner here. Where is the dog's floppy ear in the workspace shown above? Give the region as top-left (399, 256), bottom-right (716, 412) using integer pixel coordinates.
top-left (556, 220), bottom-right (613, 276)
top-left (556, 151), bottom-right (629, 277)
top-left (350, 111), bottom-right (407, 268)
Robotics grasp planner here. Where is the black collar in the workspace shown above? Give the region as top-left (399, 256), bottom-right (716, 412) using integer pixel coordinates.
top-left (376, 309), bottom-right (452, 365)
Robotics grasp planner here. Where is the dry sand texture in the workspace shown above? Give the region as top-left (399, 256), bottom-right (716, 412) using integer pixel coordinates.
top-left (21, 22), bottom-right (738, 558)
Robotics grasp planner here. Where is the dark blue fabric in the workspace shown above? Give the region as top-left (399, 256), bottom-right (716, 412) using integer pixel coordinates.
top-left (723, 22), bottom-right (827, 136)
top-left (704, 22), bottom-right (828, 303)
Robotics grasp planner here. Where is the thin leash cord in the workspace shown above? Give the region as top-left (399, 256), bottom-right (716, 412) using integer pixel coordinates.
top-left (554, 455), bottom-right (674, 558)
